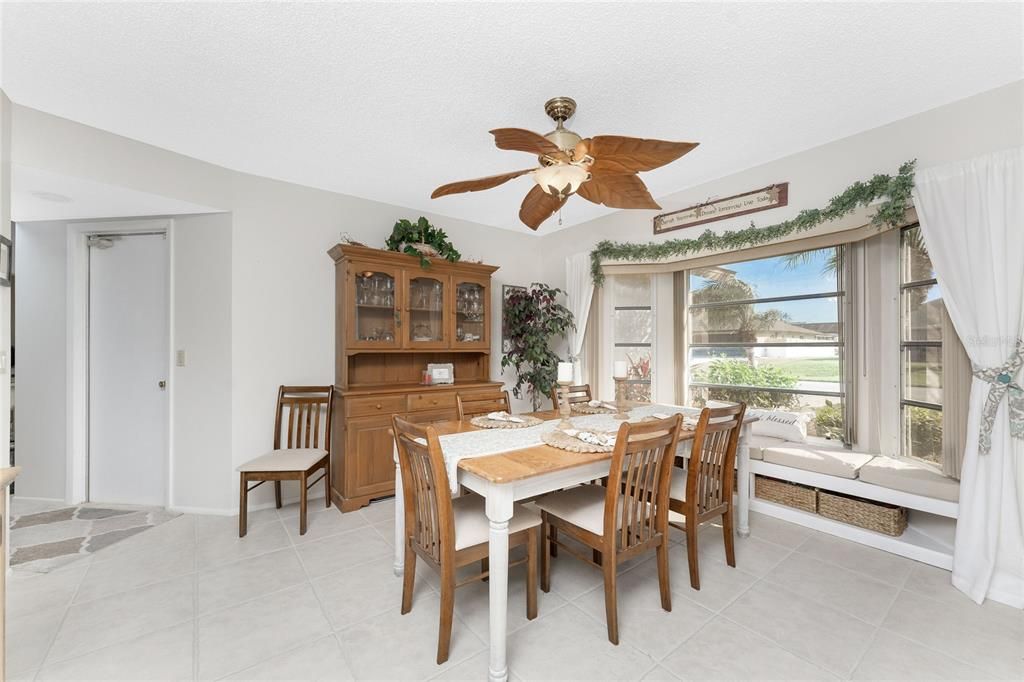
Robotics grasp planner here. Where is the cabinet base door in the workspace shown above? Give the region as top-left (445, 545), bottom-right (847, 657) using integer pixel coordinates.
top-left (345, 415), bottom-right (397, 500)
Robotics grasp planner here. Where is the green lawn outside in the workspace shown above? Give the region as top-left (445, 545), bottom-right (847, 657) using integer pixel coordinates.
top-left (757, 357), bottom-right (840, 382)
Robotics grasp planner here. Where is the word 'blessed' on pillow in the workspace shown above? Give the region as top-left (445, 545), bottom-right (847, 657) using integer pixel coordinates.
top-left (747, 409), bottom-right (809, 443)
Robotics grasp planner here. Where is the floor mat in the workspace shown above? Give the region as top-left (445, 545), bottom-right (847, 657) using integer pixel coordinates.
top-left (9, 501), bottom-right (181, 573)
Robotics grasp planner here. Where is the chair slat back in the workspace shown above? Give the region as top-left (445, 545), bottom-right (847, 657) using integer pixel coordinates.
top-left (456, 390), bottom-right (511, 420)
top-left (549, 384), bottom-right (592, 409)
top-left (392, 416), bottom-right (454, 566)
top-left (686, 404), bottom-right (746, 514)
top-left (274, 385), bottom-right (334, 451)
top-left (603, 416), bottom-right (682, 551)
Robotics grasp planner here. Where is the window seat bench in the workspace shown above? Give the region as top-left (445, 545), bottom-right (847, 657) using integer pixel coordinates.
top-left (744, 440), bottom-right (959, 569)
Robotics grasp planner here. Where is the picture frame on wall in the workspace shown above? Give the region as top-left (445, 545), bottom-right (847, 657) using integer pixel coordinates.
top-left (501, 284), bottom-right (526, 354)
top-left (0, 235), bottom-right (12, 287)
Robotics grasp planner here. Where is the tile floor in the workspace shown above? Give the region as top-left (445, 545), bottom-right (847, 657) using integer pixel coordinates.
top-left (6, 497), bottom-right (1022, 681)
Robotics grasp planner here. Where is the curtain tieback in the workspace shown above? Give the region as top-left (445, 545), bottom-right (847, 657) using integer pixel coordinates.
top-left (971, 338), bottom-right (1024, 455)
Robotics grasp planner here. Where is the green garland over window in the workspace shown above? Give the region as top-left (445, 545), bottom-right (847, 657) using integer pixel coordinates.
top-left (590, 160), bottom-right (916, 285)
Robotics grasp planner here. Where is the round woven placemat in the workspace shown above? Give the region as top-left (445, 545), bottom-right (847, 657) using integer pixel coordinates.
top-left (469, 415), bottom-right (543, 429)
top-left (570, 403), bottom-right (616, 415)
top-left (541, 429), bottom-right (616, 453)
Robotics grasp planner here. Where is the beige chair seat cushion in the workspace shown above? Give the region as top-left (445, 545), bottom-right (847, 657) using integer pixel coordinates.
top-left (747, 435), bottom-right (787, 460)
top-left (859, 456), bottom-right (960, 503)
top-left (534, 484), bottom-right (619, 536)
top-left (763, 444), bottom-right (874, 479)
top-left (237, 448), bottom-right (327, 473)
top-left (451, 494), bottom-right (541, 550)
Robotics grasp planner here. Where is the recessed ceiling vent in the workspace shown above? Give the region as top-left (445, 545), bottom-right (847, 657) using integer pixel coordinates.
top-left (30, 190), bottom-right (73, 203)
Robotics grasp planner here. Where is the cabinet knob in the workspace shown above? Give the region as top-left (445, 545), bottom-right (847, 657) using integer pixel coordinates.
top-left (375, 403), bottom-right (382, 410)
top-left (431, 399), bottom-right (438, 405)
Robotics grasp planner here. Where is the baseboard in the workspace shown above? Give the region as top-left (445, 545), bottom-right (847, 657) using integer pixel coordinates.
top-left (10, 495), bottom-right (66, 503)
top-left (170, 490), bottom-right (327, 517)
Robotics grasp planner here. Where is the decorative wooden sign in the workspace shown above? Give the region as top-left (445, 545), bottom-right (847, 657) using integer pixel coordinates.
top-left (653, 182), bottom-right (789, 234)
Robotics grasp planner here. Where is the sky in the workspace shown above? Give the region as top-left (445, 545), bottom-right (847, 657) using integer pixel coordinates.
top-left (691, 248), bottom-right (839, 324)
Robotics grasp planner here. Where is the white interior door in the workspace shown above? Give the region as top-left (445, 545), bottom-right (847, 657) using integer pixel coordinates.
top-left (88, 233), bottom-right (169, 506)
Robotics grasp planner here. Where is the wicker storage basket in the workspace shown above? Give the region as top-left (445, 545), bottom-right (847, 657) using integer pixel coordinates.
top-left (754, 475), bottom-right (816, 513)
top-left (818, 489), bottom-right (908, 536)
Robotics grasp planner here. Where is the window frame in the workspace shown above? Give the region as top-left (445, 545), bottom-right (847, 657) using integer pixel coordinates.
top-left (684, 244), bottom-right (853, 443)
top-left (899, 224), bottom-right (943, 462)
top-left (610, 274), bottom-right (656, 402)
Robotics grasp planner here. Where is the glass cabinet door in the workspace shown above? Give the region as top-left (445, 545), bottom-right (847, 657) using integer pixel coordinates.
top-left (453, 277), bottom-right (489, 349)
top-left (349, 265), bottom-right (401, 349)
top-left (406, 275), bottom-right (447, 347)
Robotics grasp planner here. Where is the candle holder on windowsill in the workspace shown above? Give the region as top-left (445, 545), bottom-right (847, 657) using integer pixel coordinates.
top-left (612, 375), bottom-right (630, 420)
top-left (557, 380), bottom-right (575, 430)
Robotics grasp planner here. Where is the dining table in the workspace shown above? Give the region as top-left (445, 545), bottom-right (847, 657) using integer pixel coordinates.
top-left (391, 402), bottom-right (757, 682)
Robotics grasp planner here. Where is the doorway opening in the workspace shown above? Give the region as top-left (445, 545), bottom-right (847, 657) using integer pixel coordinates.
top-left (62, 219), bottom-right (174, 507)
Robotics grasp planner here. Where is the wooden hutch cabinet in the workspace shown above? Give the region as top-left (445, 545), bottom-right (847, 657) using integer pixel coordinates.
top-left (328, 244), bottom-right (502, 511)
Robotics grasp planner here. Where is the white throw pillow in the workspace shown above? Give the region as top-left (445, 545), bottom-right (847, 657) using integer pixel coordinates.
top-left (747, 408), bottom-right (809, 443)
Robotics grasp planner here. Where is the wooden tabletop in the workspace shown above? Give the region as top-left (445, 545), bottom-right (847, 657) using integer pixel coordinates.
top-left (440, 409), bottom-right (699, 485)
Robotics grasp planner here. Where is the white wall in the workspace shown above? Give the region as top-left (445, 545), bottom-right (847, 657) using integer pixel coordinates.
top-left (11, 105), bottom-right (544, 512)
top-left (12, 221), bottom-right (66, 497)
top-left (169, 214), bottom-right (233, 511)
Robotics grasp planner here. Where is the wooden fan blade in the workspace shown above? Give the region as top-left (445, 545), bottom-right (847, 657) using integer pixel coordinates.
top-left (588, 136), bottom-right (698, 173)
top-left (576, 173), bottom-right (661, 210)
top-left (431, 169), bottom-right (534, 199)
top-left (519, 184), bottom-right (567, 230)
top-left (573, 138), bottom-right (591, 161)
top-left (490, 128), bottom-right (565, 157)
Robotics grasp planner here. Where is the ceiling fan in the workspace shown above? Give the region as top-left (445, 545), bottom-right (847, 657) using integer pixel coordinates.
top-left (430, 97), bottom-right (698, 230)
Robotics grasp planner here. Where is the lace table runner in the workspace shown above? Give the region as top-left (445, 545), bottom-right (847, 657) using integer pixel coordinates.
top-left (438, 403), bottom-right (700, 492)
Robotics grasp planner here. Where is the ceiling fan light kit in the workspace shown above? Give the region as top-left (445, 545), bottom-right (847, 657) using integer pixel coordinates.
top-left (430, 96), bottom-right (699, 230)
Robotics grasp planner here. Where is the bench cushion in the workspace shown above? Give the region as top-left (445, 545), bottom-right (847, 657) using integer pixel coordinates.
top-left (859, 456), bottom-right (960, 503)
top-left (747, 435), bottom-right (787, 460)
top-left (763, 444), bottom-right (874, 479)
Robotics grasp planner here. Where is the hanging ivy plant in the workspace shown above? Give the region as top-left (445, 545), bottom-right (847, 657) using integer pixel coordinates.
top-left (385, 216), bottom-right (462, 268)
top-left (589, 160), bottom-right (917, 285)
top-left (500, 283), bottom-right (576, 411)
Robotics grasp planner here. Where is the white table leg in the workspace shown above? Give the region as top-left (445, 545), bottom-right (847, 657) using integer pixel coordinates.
top-left (485, 485), bottom-right (514, 682)
top-left (736, 423), bottom-right (751, 537)
top-left (393, 454), bottom-right (405, 576)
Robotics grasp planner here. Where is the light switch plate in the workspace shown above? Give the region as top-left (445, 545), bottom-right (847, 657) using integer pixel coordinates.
top-left (176, 350), bottom-right (186, 367)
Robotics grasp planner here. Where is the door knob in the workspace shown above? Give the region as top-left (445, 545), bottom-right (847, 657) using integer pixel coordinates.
top-left (158, 380), bottom-right (167, 390)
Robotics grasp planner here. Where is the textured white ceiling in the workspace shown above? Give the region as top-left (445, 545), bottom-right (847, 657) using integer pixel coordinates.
top-left (2, 2), bottom-right (1021, 233)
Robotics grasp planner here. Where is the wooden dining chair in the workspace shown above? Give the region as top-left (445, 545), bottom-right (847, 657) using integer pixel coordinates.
top-left (456, 390), bottom-right (511, 420)
top-left (392, 416), bottom-right (541, 664)
top-left (548, 383), bottom-right (592, 410)
top-left (667, 403), bottom-right (746, 590)
top-left (237, 385), bottom-right (334, 538)
top-left (536, 415), bottom-right (683, 644)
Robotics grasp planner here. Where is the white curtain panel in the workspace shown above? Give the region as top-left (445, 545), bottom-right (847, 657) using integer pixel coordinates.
top-left (565, 252), bottom-right (595, 384)
top-left (913, 147), bottom-right (1024, 608)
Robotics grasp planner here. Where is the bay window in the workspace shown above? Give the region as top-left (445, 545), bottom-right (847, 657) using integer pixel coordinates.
top-left (686, 246), bottom-right (848, 440)
top-left (900, 225), bottom-right (943, 464)
top-left (610, 274), bottom-right (654, 401)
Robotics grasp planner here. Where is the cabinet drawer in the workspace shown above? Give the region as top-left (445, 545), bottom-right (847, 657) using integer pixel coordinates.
top-left (346, 395), bottom-right (406, 417)
top-left (407, 392), bottom-right (456, 412)
top-left (404, 408), bottom-right (458, 425)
